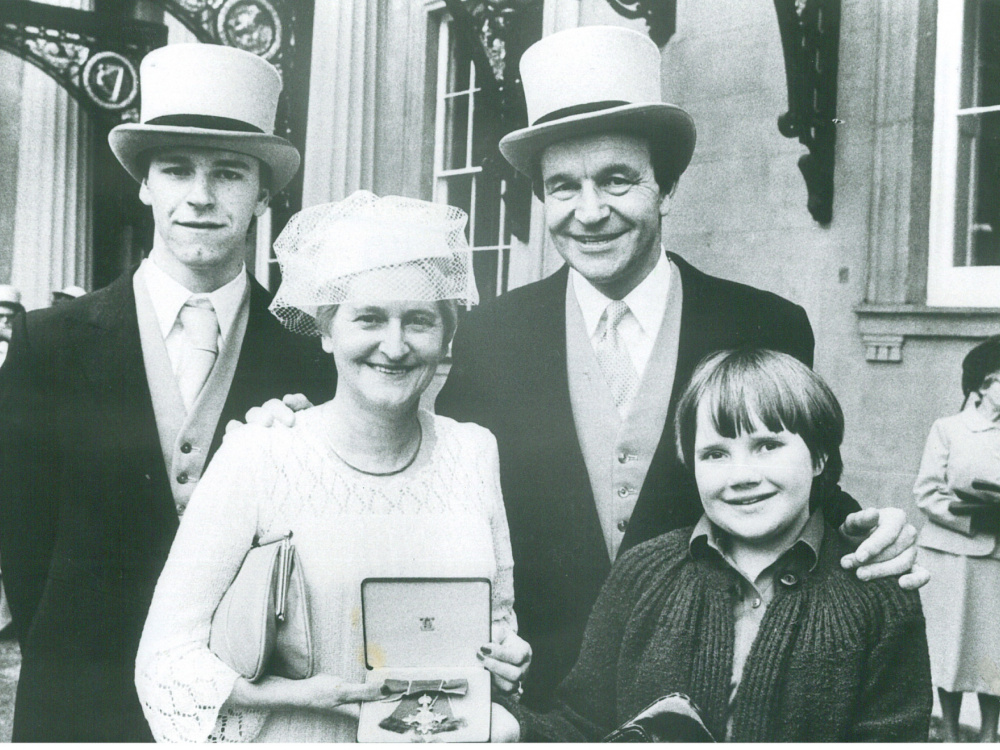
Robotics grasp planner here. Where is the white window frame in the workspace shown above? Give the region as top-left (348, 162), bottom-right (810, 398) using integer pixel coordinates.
top-left (430, 12), bottom-right (513, 299)
top-left (928, 0), bottom-right (1000, 306)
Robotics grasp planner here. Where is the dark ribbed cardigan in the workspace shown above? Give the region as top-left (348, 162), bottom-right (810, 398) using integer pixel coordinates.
top-left (510, 525), bottom-right (932, 742)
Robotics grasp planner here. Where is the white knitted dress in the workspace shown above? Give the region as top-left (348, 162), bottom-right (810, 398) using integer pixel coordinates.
top-left (135, 405), bottom-right (516, 742)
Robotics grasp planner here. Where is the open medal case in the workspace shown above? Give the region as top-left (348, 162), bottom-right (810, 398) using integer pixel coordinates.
top-left (357, 578), bottom-right (492, 743)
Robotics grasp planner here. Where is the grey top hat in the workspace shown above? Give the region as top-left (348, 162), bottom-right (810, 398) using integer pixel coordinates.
top-left (499, 26), bottom-right (696, 182)
top-left (0, 285), bottom-right (24, 314)
top-left (108, 44), bottom-right (301, 193)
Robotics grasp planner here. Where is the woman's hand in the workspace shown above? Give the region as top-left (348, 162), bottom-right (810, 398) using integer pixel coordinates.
top-left (298, 673), bottom-right (382, 712)
top-left (478, 632), bottom-right (531, 694)
top-left (228, 673), bottom-right (381, 712)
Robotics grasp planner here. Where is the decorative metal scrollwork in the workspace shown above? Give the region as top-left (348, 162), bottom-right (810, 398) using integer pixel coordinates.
top-left (217, 0), bottom-right (282, 60)
top-left (82, 51), bottom-right (139, 111)
top-left (155, 0), bottom-right (292, 72)
top-left (603, 0), bottom-right (676, 46)
top-left (773, 0), bottom-right (841, 225)
top-left (0, 0), bottom-right (165, 126)
top-left (149, 0), bottom-right (310, 218)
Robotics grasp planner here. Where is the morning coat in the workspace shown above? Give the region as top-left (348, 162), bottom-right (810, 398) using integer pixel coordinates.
top-left (0, 269), bottom-right (334, 742)
top-left (435, 253), bottom-right (862, 707)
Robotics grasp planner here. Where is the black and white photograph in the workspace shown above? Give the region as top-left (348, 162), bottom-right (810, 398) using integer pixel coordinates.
top-left (0, 0), bottom-right (994, 742)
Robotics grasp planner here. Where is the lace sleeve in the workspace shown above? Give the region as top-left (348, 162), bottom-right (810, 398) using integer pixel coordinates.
top-left (480, 430), bottom-right (517, 643)
top-left (135, 427), bottom-right (279, 742)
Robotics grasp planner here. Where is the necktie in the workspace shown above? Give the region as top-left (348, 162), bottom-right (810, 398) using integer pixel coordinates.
top-left (594, 300), bottom-right (639, 416)
top-left (177, 298), bottom-right (219, 411)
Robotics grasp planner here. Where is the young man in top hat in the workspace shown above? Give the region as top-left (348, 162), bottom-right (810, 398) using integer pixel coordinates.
top-left (435, 25), bottom-right (927, 708)
top-left (0, 43), bottom-right (332, 742)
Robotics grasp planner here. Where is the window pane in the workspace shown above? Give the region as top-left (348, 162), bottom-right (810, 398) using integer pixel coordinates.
top-left (438, 173), bottom-right (473, 221)
top-left (977, 0), bottom-right (1000, 107)
top-left (954, 111), bottom-right (1000, 266)
top-left (443, 93), bottom-right (470, 171)
top-left (447, 35), bottom-right (471, 93)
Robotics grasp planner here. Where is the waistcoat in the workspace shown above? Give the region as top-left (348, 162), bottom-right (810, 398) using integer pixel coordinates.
top-left (566, 263), bottom-right (683, 560)
top-left (133, 269), bottom-right (250, 514)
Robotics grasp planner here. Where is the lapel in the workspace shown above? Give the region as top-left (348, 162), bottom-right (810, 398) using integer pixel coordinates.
top-left (72, 270), bottom-right (176, 520)
top-left (209, 276), bottom-right (275, 456)
top-left (667, 254), bottom-right (734, 410)
top-left (514, 267), bottom-right (613, 565)
top-left (621, 255), bottom-right (752, 552)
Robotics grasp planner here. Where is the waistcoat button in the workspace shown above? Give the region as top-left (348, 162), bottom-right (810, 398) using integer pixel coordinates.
top-left (617, 518), bottom-right (629, 532)
top-left (177, 472), bottom-right (189, 485)
top-left (180, 442), bottom-right (192, 454)
top-left (617, 486), bottom-right (630, 498)
top-left (618, 452), bottom-right (628, 464)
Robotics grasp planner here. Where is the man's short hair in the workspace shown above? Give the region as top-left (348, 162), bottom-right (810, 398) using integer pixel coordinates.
top-left (531, 128), bottom-right (682, 200)
top-left (674, 349), bottom-right (845, 511)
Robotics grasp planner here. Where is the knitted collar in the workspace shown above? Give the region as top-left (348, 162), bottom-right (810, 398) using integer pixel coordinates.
top-left (688, 516), bottom-right (835, 593)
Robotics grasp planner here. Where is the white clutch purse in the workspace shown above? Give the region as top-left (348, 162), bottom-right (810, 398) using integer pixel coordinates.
top-left (208, 531), bottom-right (314, 682)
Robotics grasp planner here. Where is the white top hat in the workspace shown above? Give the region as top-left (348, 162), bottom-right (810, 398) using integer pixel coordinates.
top-left (53, 285), bottom-right (87, 300)
top-left (0, 285), bottom-right (23, 313)
top-left (108, 44), bottom-right (301, 193)
top-left (499, 26), bottom-right (696, 181)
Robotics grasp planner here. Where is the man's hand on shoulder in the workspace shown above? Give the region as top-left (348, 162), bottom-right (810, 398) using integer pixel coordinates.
top-left (839, 507), bottom-right (930, 590)
top-left (224, 393), bottom-right (313, 434)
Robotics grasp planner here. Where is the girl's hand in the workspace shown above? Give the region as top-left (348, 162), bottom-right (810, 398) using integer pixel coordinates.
top-left (490, 702), bottom-right (521, 742)
top-left (478, 632), bottom-right (532, 694)
top-left (298, 673), bottom-right (382, 712)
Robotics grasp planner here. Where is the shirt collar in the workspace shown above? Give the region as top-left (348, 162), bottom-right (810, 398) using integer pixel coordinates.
top-left (689, 510), bottom-right (825, 575)
top-left (570, 248), bottom-right (671, 338)
top-left (960, 405), bottom-right (1000, 433)
top-left (140, 256), bottom-right (248, 343)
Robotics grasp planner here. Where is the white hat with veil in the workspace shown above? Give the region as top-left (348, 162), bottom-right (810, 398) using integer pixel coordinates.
top-left (269, 190), bottom-right (479, 336)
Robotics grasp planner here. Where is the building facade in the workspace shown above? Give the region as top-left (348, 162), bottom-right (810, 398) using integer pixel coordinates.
top-left (1, 0), bottom-right (997, 529)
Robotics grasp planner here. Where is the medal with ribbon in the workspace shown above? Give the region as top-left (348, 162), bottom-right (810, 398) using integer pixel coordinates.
top-left (377, 679), bottom-right (469, 736)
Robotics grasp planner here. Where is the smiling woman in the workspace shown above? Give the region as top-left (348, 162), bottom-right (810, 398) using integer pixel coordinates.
top-left (134, 191), bottom-right (530, 742)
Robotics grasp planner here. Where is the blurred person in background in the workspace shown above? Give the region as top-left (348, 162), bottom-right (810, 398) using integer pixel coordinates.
top-left (0, 285), bottom-right (25, 369)
top-left (51, 285), bottom-right (87, 307)
top-left (0, 285), bottom-right (20, 634)
top-left (914, 335), bottom-right (1000, 743)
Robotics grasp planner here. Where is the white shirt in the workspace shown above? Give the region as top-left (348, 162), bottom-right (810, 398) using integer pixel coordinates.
top-left (570, 248), bottom-right (672, 379)
top-left (138, 257), bottom-right (248, 377)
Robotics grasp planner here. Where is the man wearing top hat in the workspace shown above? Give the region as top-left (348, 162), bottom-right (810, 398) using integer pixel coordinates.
top-left (435, 25), bottom-right (926, 709)
top-left (0, 44), bottom-right (332, 741)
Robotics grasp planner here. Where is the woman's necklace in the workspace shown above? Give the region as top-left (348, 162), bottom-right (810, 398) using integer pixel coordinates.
top-left (327, 422), bottom-right (423, 477)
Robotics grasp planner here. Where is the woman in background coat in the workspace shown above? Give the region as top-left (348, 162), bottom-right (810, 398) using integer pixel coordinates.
top-left (914, 335), bottom-right (1000, 743)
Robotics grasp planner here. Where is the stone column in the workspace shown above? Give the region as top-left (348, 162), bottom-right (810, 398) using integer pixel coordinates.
top-left (301, 0), bottom-right (380, 206)
top-left (10, 0), bottom-right (94, 310)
